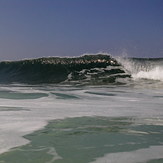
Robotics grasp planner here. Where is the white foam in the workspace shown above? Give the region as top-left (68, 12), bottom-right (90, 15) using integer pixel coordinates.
top-left (90, 145), bottom-right (163, 163)
top-left (117, 57), bottom-right (163, 82)
top-left (133, 66), bottom-right (163, 81)
top-left (0, 85), bottom-right (163, 154)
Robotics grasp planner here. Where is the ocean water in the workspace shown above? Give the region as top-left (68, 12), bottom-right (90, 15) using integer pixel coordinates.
top-left (0, 54), bottom-right (163, 163)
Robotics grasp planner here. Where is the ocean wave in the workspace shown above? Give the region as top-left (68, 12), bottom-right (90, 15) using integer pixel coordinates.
top-left (0, 54), bottom-right (130, 84)
top-left (0, 54), bottom-right (162, 85)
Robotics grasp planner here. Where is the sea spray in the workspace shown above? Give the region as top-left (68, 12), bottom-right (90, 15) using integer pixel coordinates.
top-left (132, 66), bottom-right (163, 81)
top-left (117, 57), bottom-right (163, 81)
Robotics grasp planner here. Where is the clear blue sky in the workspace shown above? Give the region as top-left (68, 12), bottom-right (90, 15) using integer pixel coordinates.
top-left (0, 0), bottom-right (162, 60)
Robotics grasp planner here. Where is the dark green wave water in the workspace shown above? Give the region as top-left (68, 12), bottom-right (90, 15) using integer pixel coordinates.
top-left (0, 54), bottom-right (130, 84)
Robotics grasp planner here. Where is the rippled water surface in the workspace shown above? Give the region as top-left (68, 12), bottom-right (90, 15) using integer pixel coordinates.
top-left (0, 83), bottom-right (163, 163)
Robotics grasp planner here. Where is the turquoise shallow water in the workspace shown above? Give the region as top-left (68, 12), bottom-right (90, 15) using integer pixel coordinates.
top-left (0, 117), bottom-right (163, 163)
top-left (0, 83), bottom-right (162, 163)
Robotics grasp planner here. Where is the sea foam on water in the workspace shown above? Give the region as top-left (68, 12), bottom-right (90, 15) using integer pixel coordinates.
top-left (132, 66), bottom-right (163, 81)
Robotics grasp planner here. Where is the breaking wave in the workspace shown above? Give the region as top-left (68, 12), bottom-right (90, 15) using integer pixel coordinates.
top-left (0, 54), bottom-right (162, 85)
top-left (117, 57), bottom-right (163, 82)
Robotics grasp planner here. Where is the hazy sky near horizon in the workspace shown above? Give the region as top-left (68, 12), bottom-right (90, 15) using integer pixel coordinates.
top-left (0, 0), bottom-right (163, 60)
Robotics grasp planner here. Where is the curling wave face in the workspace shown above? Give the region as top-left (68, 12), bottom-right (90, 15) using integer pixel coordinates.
top-left (0, 54), bottom-right (130, 85)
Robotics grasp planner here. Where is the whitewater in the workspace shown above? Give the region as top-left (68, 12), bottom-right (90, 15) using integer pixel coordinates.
top-left (0, 54), bottom-right (163, 163)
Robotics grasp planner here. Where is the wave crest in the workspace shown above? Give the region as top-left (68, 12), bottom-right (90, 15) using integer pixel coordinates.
top-left (0, 54), bottom-right (129, 85)
top-left (1, 54), bottom-right (162, 85)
